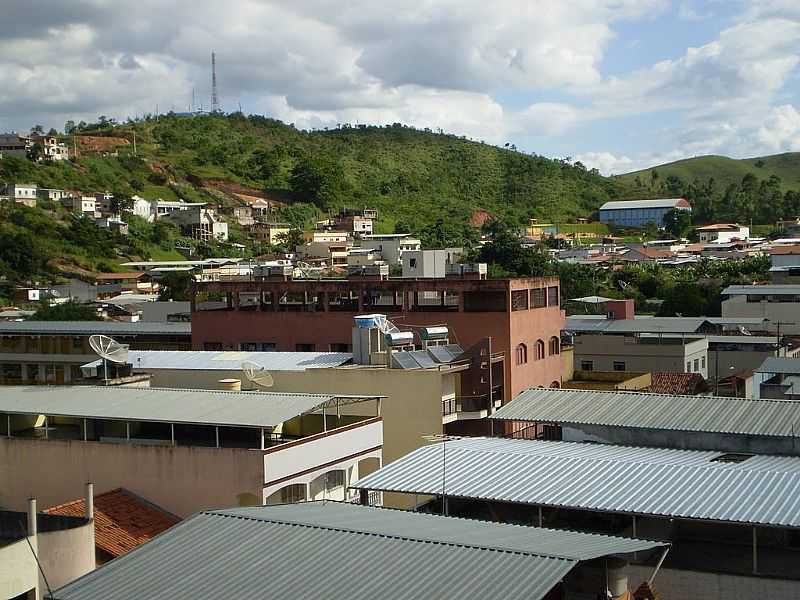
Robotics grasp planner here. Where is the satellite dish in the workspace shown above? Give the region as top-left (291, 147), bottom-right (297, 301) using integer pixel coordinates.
top-left (241, 361), bottom-right (274, 388)
top-left (89, 335), bottom-right (129, 364)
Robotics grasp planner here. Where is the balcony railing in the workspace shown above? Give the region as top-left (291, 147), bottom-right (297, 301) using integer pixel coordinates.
top-left (442, 394), bottom-right (491, 416)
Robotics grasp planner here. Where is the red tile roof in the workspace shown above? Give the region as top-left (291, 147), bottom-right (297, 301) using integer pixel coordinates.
top-left (44, 489), bottom-right (180, 558)
top-left (95, 272), bottom-right (147, 280)
top-left (647, 372), bottom-right (706, 395)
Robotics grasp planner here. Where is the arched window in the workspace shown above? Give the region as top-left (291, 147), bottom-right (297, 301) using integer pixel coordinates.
top-left (515, 343), bottom-right (528, 365)
top-left (548, 336), bottom-right (560, 355)
top-left (535, 339), bottom-right (545, 360)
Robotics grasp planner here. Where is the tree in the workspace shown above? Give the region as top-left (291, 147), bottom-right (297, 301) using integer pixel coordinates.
top-left (158, 272), bottom-right (193, 301)
top-left (275, 229), bottom-right (305, 252)
top-left (475, 220), bottom-right (554, 277)
top-left (289, 155), bottom-right (346, 209)
top-left (110, 191), bottom-right (134, 215)
top-left (64, 120), bottom-right (76, 134)
top-left (47, 128), bottom-right (59, 136)
top-left (31, 124), bottom-right (44, 134)
top-left (28, 301), bottom-right (101, 321)
top-left (662, 208), bottom-right (692, 239)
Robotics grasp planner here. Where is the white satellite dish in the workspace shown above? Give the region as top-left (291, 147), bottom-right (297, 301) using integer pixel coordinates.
top-left (89, 335), bottom-right (129, 364)
top-left (241, 361), bottom-right (274, 389)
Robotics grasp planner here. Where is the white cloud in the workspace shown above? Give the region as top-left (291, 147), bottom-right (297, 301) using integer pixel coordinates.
top-left (756, 104), bottom-right (800, 153)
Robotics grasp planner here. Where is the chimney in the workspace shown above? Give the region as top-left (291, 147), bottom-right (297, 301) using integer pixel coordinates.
top-left (85, 482), bottom-right (94, 520)
top-left (27, 498), bottom-right (37, 541)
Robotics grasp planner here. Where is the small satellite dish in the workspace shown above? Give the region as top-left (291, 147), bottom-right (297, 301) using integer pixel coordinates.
top-left (242, 360), bottom-right (274, 388)
top-left (89, 335), bottom-right (129, 364)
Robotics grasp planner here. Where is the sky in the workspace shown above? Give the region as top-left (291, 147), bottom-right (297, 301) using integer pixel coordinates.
top-left (1, 0), bottom-right (799, 174)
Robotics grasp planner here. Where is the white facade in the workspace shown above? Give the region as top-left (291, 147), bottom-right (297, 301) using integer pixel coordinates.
top-left (696, 225), bottom-right (750, 243)
top-left (402, 248), bottom-right (463, 278)
top-left (361, 234), bottom-right (422, 265)
top-left (4, 183), bottom-right (38, 204)
top-left (131, 196), bottom-right (152, 221)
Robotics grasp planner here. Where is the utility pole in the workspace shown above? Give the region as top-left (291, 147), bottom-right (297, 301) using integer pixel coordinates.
top-left (132, 130), bottom-right (137, 156)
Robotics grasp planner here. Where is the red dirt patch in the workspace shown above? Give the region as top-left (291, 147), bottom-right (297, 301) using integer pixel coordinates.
top-left (75, 135), bottom-right (130, 154)
top-left (469, 209), bottom-right (492, 228)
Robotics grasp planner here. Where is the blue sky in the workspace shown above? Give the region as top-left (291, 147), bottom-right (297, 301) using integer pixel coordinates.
top-left (1, 1), bottom-right (799, 174)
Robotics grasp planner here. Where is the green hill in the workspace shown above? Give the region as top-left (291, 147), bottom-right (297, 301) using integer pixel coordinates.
top-left (617, 152), bottom-right (800, 193)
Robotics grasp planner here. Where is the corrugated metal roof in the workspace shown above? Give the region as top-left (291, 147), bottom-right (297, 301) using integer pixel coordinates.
top-left (0, 321), bottom-right (190, 336)
top-left (83, 350), bottom-right (352, 372)
top-left (600, 198), bottom-right (686, 210)
top-left (756, 357), bottom-right (800, 375)
top-left (0, 386), bottom-right (374, 428)
top-left (52, 503), bottom-right (581, 600)
top-left (217, 503), bottom-right (664, 560)
top-left (489, 388), bottom-right (800, 438)
top-left (565, 316), bottom-right (709, 334)
top-left (353, 438), bottom-right (800, 527)
top-left (722, 284), bottom-right (800, 296)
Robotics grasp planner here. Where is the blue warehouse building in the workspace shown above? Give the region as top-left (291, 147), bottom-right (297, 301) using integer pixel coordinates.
top-left (599, 198), bottom-right (691, 228)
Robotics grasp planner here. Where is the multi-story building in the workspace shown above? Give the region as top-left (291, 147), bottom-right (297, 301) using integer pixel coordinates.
top-left (599, 198), bottom-right (691, 228)
top-left (401, 248), bottom-right (463, 278)
top-left (721, 284), bottom-right (800, 335)
top-left (29, 133), bottom-right (69, 161)
top-left (190, 273), bottom-right (564, 399)
top-left (769, 245), bottom-right (800, 284)
top-left (249, 222), bottom-right (291, 245)
top-left (297, 240), bottom-right (351, 267)
top-left (163, 205), bottom-right (228, 241)
top-left (360, 233), bottom-right (422, 265)
top-left (2, 183), bottom-right (38, 207)
top-left (62, 196), bottom-right (97, 216)
top-left (0, 132), bottom-right (32, 158)
top-left (0, 386), bottom-right (383, 516)
top-left (333, 208), bottom-right (377, 237)
top-left (0, 321), bottom-right (191, 385)
top-left (571, 333), bottom-right (709, 378)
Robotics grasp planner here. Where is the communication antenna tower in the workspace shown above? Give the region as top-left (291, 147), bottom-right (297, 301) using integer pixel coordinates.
top-left (211, 51), bottom-right (219, 113)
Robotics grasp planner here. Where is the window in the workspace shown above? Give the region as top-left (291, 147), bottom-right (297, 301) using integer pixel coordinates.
top-left (409, 258), bottom-right (417, 268)
top-left (701, 356), bottom-right (706, 369)
top-left (330, 343), bottom-right (350, 352)
top-left (580, 360), bottom-right (594, 371)
top-left (693, 358), bottom-right (699, 372)
top-left (547, 286), bottom-right (559, 307)
top-left (531, 288), bottom-right (546, 308)
top-left (296, 343), bottom-right (315, 352)
top-left (535, 339), bottom-right (545, 360)
top-left (511, 290), bottom-right (529, 311)
top-left (515, 343), bottom-right (528, 365)
top-left (241, 342), bottom-right (277, 352)
top-left (686, 361), bottom-right (691, 372)
top-left (204, 342), bottom-right (224, 351)
top-left (613, 361), bottom-right (626, 372)
top-left (548, 336), bottom-right (560, 355)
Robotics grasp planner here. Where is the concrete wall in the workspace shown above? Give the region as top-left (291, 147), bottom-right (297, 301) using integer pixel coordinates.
top-left (573, 335), bottom-right (708, 378)
top-left (0, 538), bottom-right (38, 600)
top-left (146, 366), bottom-right (445, 470)
top-left (0, 438), bottom-right (264, 518)
top-left (38, 521), bottom-right (95, 594)
top-left (627, 565), bottom-right (800, 600)
top-left (722, 296), bottom-right (800, 335)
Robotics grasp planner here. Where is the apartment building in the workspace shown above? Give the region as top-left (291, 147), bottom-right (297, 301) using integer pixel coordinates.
top-left (163, 205), bottom-right (228, 241)
top-left (333, 208), bottom-right (377, 236)
top-left (190, 274), bottom-right (564, 399)
top-left (0, 321), bottom-right (191, 385)
top-left (2, 183), bottom-right (38, 207)
top-left (62, 196), bottom-right (97, 216)
top-left (30, 133), bottom-right (69, 161)
top-left (0, 386), bottom-right (383, 517)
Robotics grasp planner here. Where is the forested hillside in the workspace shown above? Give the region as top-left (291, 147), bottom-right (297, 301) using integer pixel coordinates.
top-left (616, 153), bottom-right (800, 224)
top-left (2, 113), bottom-right (623, 235)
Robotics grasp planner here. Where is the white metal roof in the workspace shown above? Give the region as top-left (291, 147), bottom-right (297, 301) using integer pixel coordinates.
top-left (756, 357), bottom-right (800, 375)
top-left (354, 438), bottom-right (800, 527)
top-left (0, 386), bottom-right (378, 428)
top-left (722, 284), bottom-right (800, 296)
top-left (82, 350), bottom-right (352, 372)
top-left (490, 388), bottom-right (800, 438)
top-left (600, 198), bottom-right (686, 210)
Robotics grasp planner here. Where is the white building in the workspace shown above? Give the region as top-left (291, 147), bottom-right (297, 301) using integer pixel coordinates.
top-left (360, 233), bottom-right (422, 265)
top-left (695, 223), bottom-right (750, 243)
top-left (2, 183), bottom-right (38, 207)
top-left (63, 196), bottom-right (97, 216)
top-left (402, 248), bottom-right (463, 278)
top-left (164, 205), bottom-right (228, 241)
top-left (30, 134), bottom-right (69, 161)
top-left (721, 285), bottom-right (800, 335)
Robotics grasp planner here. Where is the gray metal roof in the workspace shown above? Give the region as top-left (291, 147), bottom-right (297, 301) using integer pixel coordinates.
top-left (83, 350), bottom-right (353, 372)
top-left (565, 316), bottom-right (709, 334)
top-left (600, 198), bottom-right (686, 210)
top-left (756, 357), bottom-right (800, 375)
top-left (52, 502), bottom-right (664, 600)
top-left (722, 284), bottom-right (800, 296)
top-left (0, 386), bottom-right (376, 428)
top-left (354, 438), bottom-right (800, 527)
top-left (0, 321), bottom-right (190, 336)
top-left (489, 388), bottom-right (800, 438)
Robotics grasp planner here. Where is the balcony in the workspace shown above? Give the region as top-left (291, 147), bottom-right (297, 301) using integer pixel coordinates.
top-left (442, 394), bottom-right (494, 421)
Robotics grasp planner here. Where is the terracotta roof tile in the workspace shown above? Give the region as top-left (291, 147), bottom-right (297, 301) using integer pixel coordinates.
top-left (44, 488), bottom-right (180, 558)
top-left (647, 372), bottom-right (706, 396)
